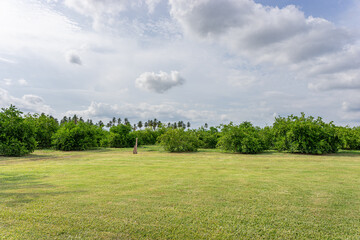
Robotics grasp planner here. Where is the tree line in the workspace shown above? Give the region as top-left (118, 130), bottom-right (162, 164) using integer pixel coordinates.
top-left (1, 105), bottom-right (360, 156)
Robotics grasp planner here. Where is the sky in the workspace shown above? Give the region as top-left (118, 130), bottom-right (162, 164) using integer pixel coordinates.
top-left (0, 0), bottom-right (360, 127)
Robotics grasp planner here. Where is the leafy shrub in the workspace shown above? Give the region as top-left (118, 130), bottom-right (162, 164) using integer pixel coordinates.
top-left (272, 113), bottom-right (340, 154)
top-left (158, 128), bottom-right (199, 152)
top-left (52, 121), bottom-right (103, 151)
top-left (131, 128), bottom-right (162, 146)
top-left (108, 124), bottom-right (135, 148)
top-left (336, 126), bottom-right (360, 150)
top-left (26, 113), bottom-right (59, 149)
top-left (217, 122), bottom-right (266, 154)
top-left (0, 105), bottom-right (37, 156)
top-left (260, 126), bottom-right (275, 150)
top-left (195, 126), bottom-right (220, 149)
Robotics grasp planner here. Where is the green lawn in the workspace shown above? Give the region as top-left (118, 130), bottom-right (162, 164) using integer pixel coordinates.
top-left (1, 147), bottom-right (360, 239)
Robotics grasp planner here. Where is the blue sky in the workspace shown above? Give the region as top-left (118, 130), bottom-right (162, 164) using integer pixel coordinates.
top-left (0, 0), bottom-right (359, 127)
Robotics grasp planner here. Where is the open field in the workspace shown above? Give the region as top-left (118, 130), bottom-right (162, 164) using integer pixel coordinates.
top-left (1, 147), bottom-right (360, 239)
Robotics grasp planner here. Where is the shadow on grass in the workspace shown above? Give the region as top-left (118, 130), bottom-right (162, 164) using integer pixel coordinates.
top-left (0, 173), bottom-right (85, 206)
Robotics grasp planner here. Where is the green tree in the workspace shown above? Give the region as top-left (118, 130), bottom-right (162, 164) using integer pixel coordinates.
top-left (27, 113), bottom-right (59, 149)
top-left (0, 105), bottom-right (36, 156)
top-left (137, 121), bottom-right (143, 129)
top-left (195, 126), bottom-right (220, 149)
top-left (217, 122), bottom-right (266, 154)
top-left (52, 121), bottom-right (104, 151)
top-left (108, 124), bottom-right (135, 148)
top-left (336, 126), bottom-right (360, 150)
top-left (158, 128), bottom-right (199, 152)
top-left (272, 113), bottom-right (340, 154)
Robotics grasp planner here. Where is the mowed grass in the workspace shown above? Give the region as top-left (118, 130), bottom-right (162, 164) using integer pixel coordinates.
top-left (1, 147), bottom-right (360, 239)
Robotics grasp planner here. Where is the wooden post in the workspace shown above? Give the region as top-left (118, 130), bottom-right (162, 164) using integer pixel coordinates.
top-left (133, 138), bottom-right (138, 154)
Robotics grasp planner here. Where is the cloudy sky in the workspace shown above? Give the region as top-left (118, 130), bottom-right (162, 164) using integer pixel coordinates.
top-left (0, 0), bottom-right (359, 126)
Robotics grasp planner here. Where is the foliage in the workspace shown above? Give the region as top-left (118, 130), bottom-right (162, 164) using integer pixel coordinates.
top-left (26, 113), bottom-right (59, 149)
top-left (195, 126), bottom-right (220, 149)
top-left (0, 105), bottom-right (37, 156)
top-left (336, 126), bottom-right (360, 150)
top-left (259, 126), bottom-right (275, 150)
top-left (272, 113), bottom-right (340, 154)
top-left (108, 124), bottom-right (135, 148)
top-left (217, 122), bottom-right (266, 154)
top-left (52, 121), bottom-right (104, 151)
top-left (131, 128), bottom-right (160, 146)
top-left (158, 128), bottom-right (199, 152)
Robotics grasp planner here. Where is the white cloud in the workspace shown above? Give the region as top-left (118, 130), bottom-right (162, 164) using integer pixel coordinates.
top-left (0, 56), bottom-right (16, 64)
top-left (169, 0), bottom-right (359, 91)
top-left (135, 71), bottom-right (185, 93)
top-left (63, 0), bottom-right (131, 29)
top-left (18, 79), bottom-right (28, 86)
top-left (1, 78), bottom-right (28, 87)
top-left (170, 0), bottom-right (352, 64)
top-left (64, 0), bottom-right (129, 17)
top-left (341, 97), bottom-right (360, 122)
top-left (65, 101), bottom-right (220, 123)
top-left (2, 79), bottom-right (12, 86)
top-left (0, 88), bottom-right (53, 114)
top-left (308, 71), bottom-right (360, 91)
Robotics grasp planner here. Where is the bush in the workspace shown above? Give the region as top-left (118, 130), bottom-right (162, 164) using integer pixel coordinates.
top-left (52, 121), bottom-right (103, 151)
top-left (272, 113), bottom-right (340, 154)
top-left (336, 126), bottom-right (360, 150)
top-left (26, 113), bottom-right (59, 149)
top-left (217, 122), bottom-right (266, 154)
top-left (131, 128), bottom-right (161, 146)
top-left (260, 126), bottom-right (275, 150)
top-left (108, 124), bottom-right (135, 148)
top-left (195, 126), bottom-right (220, 149)
top-left (0, 105), bottom-right (37, 156)
top-left (158, 128), bottom-right (199, 152)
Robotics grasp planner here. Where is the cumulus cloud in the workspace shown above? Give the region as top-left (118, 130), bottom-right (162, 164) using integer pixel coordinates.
top-left (341, 97), bottom-right (360, 121)
top-left (18, 79), bottom-right (28, 86)
top-left (170, 0), bottom-right (352, 63)
top-left (308, 71), bottom-right (360, 91)
top-left (0, 88), bottom-right (53, 114)
top-left (1, 78), bottom-right (28, 86)
top-left (169, 0), bottom-right (359, 91)
top-left (65, 101), bottom-right (220, 123)
top-left (66, 51), bottom-right (82, 65)
top-left (135, 71), bottom-right (185, 93)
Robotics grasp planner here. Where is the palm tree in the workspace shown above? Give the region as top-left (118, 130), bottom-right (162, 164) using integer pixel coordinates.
top-left (153, 118), bottom-right (158, 130)
top-left (97, 120), bottom-right (104, 127)
top-left (138, 121), bottom-right (143, 129)
top-left (61, 116), bottom-right (68, 124)
top-left (72, 114), bottom-right (78, 124)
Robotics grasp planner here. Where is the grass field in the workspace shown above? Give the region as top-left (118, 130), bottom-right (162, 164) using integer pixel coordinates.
top-left (1, 147), bottom-right (360, 239)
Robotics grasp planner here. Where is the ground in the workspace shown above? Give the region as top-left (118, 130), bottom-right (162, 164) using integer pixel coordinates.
top-left (1, 147), bottom-right (360, 239)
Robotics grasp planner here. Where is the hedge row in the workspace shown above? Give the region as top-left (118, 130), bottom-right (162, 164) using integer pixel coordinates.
top-left (1, 106), bottom-right (359, 156)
